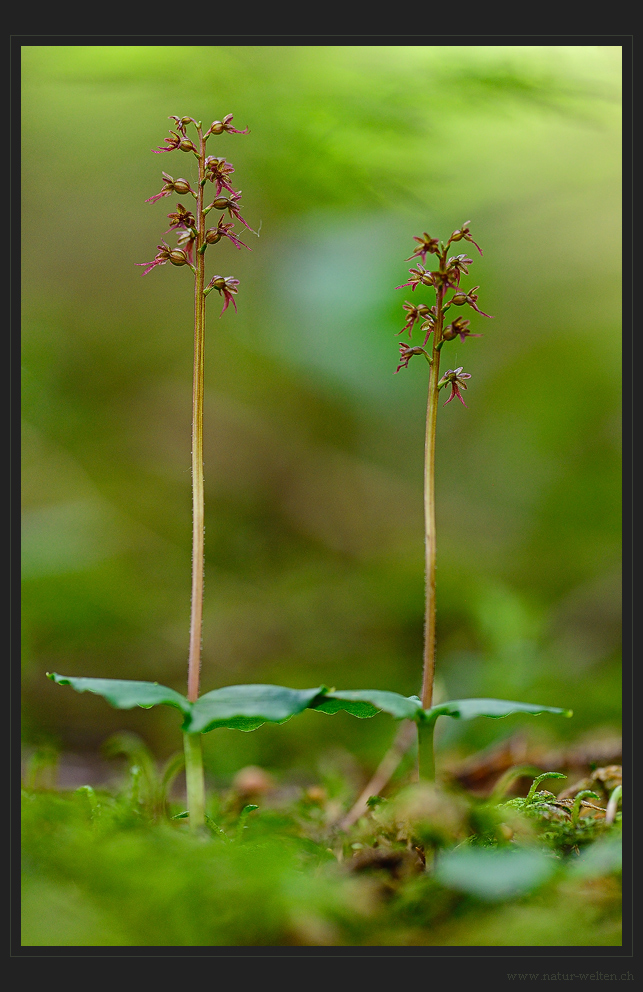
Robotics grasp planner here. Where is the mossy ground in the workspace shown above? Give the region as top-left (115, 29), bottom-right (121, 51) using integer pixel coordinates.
top-left (20, 750), bottom-right (622, 947)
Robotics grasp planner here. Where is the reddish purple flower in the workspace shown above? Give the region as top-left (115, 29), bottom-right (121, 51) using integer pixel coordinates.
top-left (209, 191), bottom-right (255, 233)
top-left (448, 221), bottom-right (482, 256)
top-left (394, 342), bottom-right (430, 373)
top-left (204, 156), bottom-right (238, 196)
top-left (165, 203), bottom-right (196, 233)
top-left (204, 217), bottom-right (250, 251)
top-left (146, 173), bottom-right (195, 204)
top-left (438, 367), bottom-right (472, 406)
top-left (152, 130), bottom-right (196, 154)
top-left (205, 114), bottom-right (249, 137)
top-left (163, 204), bottom-right (198, 264)
top-left (153, 130), bottom-right (182, 154)
top-left (175, 229), bottom-right (196, 265)
top-left (396, 264), bottom-right (438, 293)
top-left (421, 317), bottom-right (436, 346)
top-left (445, 254), bottom-right (474, 286)
top-left (137, 241), bottom-right (191, 275)
top-left (204, 275), bottom-right (240, 315)
top-left (442, 317), bottom-right (481, 343)
top-left (168, 116), bottom-right (198, 137)
top-left (406, 233), bottom-right (441, 264)
top-left (399, 301), bottom-right (431, 337)
top-left (448, 286), bottom-right (493, 318)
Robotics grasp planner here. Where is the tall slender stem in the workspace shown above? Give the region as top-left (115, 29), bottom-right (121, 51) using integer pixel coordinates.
top-left (187, 129), bottom-right (207, 705)
top-left (185, 128), bottom-right (207, 829)
top-left (420, 278), bottom-right (446, 711)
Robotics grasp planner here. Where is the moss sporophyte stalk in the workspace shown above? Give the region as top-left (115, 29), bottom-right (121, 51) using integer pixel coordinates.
top-left (46, 118), bottom-right (572, 830)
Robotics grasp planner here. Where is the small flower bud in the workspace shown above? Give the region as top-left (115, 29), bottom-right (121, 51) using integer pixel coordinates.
top-left (173, 179), bottom-right (192, 195)
top-left (169, 249), bottom-right (189, 266)
top-left (179, 139), bottom-right (197, 153)
top-left (205, 227), bottom-right (222, 244)
top-left (450, 291), bottom-right (469, 306)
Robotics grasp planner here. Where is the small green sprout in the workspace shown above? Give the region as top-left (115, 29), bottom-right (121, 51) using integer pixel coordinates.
top-left (571, 790), bottom-right (600, 827)
top-left (525, 772), bottom-right (567, 806)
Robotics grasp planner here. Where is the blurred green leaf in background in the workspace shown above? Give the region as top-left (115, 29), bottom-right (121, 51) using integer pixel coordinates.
top-left (21, 44), bottom-right (621, 775)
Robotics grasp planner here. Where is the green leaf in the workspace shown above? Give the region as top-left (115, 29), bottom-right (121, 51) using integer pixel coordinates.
top-left (186, 684), bottom-right (325, 734)
top-left (435, 847), bottom-right (556, 901)
top-left (569, 838), bottom-right (622, 878)
top-left (310, 689), bottom-right (423, 721)
top-left (425, 698), bottom-right (572, 721)
top-left (311, 697), bottom-right (379, 718)
top-left (46, 673), bottom-right (191, 715)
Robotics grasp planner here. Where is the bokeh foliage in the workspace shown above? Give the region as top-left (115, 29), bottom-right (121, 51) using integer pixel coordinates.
top-left (21, 45), bottom-right (621, 774)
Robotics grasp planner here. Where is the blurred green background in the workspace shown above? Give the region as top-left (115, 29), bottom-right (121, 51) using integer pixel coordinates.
top-left (21, 45), bottom-right (621, 780)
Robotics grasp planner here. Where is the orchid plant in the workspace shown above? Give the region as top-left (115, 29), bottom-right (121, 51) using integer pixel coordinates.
top-left (47, 118), bottom-right (571, 829)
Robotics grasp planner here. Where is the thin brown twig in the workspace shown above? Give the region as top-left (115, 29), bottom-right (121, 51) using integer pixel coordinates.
top-left (337, 720), bottom-right (418, 831)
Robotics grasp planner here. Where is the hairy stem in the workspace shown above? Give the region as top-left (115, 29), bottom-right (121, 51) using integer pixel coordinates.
top-left (185, 128), bottom-right (207, 828)
top-left (187, 129), bottom-right (207, 705)
top-left (420, 280), bottom-right (445, 712)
